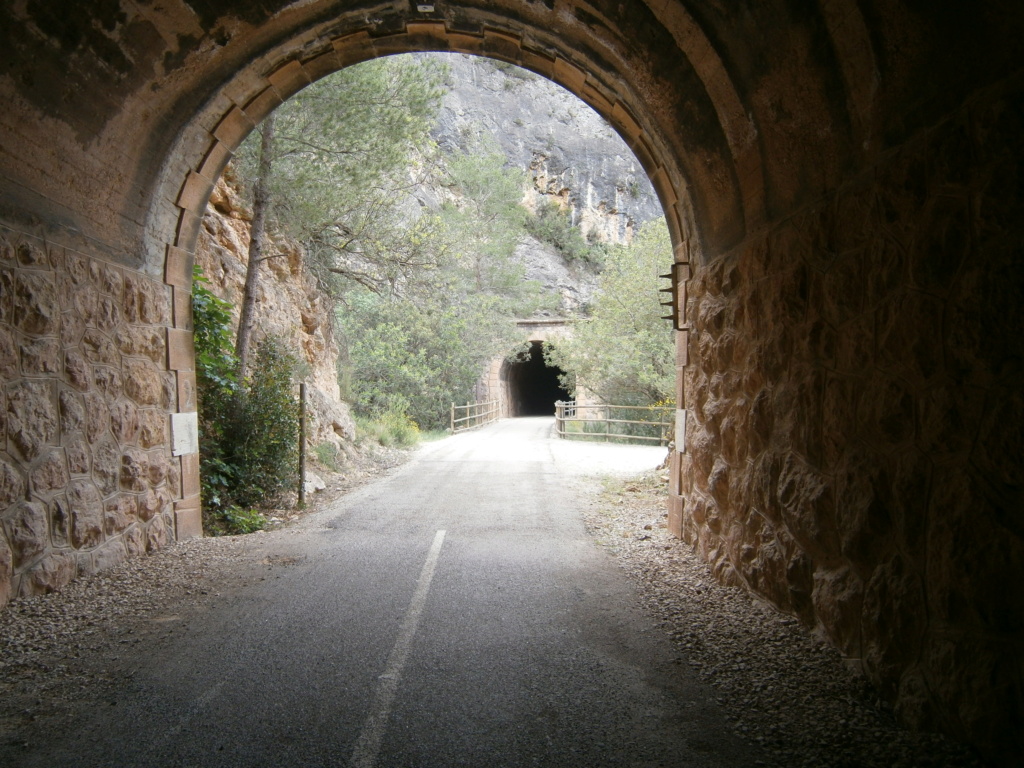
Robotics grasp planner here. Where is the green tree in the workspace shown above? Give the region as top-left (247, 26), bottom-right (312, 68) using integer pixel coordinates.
top-left (338, 140), bottom-right (548, 430)
top-left (232, 56), bottom-right (449, 372)
top-left (545, 218), bottom-right (675, 405)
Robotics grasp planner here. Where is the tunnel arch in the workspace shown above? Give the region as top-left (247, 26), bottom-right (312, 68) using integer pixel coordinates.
top-left (502, 341), bottom-right (571, 418)
top-left (1, 3), bottom-right (1023, 761)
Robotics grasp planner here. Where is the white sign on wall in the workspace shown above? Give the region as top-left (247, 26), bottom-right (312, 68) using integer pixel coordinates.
top-left (675, 409), bottom-right (687, 453)
top-left (171, 411), bottom-right (199, 456)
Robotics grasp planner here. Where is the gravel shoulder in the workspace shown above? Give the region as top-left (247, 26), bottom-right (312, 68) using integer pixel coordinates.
top-left (576, 470), bottom-right (984, 768)
top-left (1, 454), bottom-right (985, 767)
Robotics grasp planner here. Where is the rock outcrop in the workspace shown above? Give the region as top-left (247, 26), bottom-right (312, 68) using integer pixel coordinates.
top-left (195, 175), bottom-right (355, 451)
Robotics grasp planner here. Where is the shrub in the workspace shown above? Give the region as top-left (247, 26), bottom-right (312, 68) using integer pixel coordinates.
top-left (193, 266), bottom-right (301, 533)
top-left (355, 409), bottom-right (421, 448)
top-left (525, 200), bottom-right (606, 268)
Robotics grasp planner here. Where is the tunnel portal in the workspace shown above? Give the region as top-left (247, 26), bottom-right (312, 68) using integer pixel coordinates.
top-left (504, 342), bottom-right (571, 417)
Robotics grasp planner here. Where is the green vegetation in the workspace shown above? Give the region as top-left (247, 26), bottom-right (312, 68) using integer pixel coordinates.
top-left (525, 200), bottom-right (608, 267)
top-left (354, 411), bottom-right (421, 448)
top-left (545, 218), bottom-right (675, 406)
top-left (201, 54), bottom-right (655, 517)
top-left (193, 266), bottom-right (300, 534)
top-left (339, 137), bottom-right (550, 431)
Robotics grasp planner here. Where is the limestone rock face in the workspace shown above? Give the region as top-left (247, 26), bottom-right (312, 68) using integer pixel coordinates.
top-left (195, 176), bottom-right (354, 455)
top-left (435, 55), bottom-right (660, 246)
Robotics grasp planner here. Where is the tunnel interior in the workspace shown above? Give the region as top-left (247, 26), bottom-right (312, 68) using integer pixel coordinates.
top-left (505, 342), bottom-right (571, 417)
top-left (0, 2), bottom-right (1021, 761)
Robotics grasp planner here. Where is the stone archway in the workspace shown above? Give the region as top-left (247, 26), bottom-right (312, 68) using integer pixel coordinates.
top-left (1, 3), bottom-right (1022, 760)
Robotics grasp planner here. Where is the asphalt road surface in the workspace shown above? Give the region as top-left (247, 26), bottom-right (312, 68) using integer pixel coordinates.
top-left (16, 418), bottom-right (761, 767)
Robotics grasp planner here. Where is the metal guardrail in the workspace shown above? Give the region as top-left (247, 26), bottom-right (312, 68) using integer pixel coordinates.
top-left (554, 400), bottom-right (673, 446)
top-left (450, 399), bottom-right (500, 433)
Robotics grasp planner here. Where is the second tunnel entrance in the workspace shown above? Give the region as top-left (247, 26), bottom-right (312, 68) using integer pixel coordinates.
top-left (504, 341), bottom-right (571, 417)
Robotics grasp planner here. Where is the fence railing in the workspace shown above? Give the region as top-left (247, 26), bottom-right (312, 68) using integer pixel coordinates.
top-left (554, 400), bottom-right (673, 446)
top-left (450, 399), bottom-right (500, 433)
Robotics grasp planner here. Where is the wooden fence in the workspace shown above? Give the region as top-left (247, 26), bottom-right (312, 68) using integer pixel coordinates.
top-left (554, 401), bottom-right (673, 446)
top-left (450, 399), bottom-right (500, 433)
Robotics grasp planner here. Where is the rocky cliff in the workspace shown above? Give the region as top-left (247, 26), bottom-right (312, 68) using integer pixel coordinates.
top-left (435, 55), bottom-right (661, 244)
top-left (434, 54), bottom-right (662, 315)
top-left (194, 173), bottom-right (355, 455)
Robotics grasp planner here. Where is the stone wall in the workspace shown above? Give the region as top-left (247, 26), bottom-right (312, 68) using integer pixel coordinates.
top-left (670, 76), bottom-right (1024, 758)
top-left (0, 226), bottom-right (182, 609)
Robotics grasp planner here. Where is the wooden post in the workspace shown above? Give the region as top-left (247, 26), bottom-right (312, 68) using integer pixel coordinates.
top-left (298, 382), bottom-right (306, 508)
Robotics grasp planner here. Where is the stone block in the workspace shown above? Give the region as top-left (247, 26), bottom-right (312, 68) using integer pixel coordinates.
top-left (31, 447), bottom-right (68, 495)
top-left (138, 409), bottom-right (167, 449)
top-left (171, 286), bottom-right (192, 330)
top-left (177, 370), bottom-right (197, 412)
top-left (110, 398), bottom-right (140, 444)
top-left (146, 514), bottom-right (170, 553)
top-left (60, 307), bottom-right (86, 347)
top-left (0, 535), bottom-right (11, 609)
top-left (123, 359), bottom-right (165, 406)
top-left (93, 367), bottom-right (122, 400)
top-left (83, 391), bottom-right (110, 443)
top-left (104, 494), bottom-right (136, 535)
top-left (123, 273), bottom-right (171, 325)
top-left (6, 380), bottom-right (57, 461)
top-left (0, 456), bottom-right (26, 508)
top-left (90, 260), bottom-right (122, 298)
top-left (196, 140), bottom-right (233, 182)
top-left (91, 435), bottom-right (120, 496)
top-left (776, 451), bottom-right (838, 563)
top-left (11, 272), bottom-right (60, 336)
top-left (118, 325), bottom-right (165, 363)
top-left (124, 525), bottom-right (145, 557)
top-left (176, 209), bottom-right (203, 251)
top-left (66, 479), bottom-right (103, 549)
top-left (82, 329), bottom-right (119, 366)
top-left (176, 170), bottom-right (215, 215)
top-left (147, 450), bottom-right (170, 487)
top-left (243, 86), bottom-right (283, 124)
top-left (175, 496), bottom-right (203, 540)
top-left (167, 327), bottom-right (195, 371)
top-left (91, 538), bottom-right (126, 573)
top-left (180, 452), bottom-right (200, 497)
top-left (64, 349), bottom-right (92, 391)
top-left (20, 337), bottom-right (59, 375)
top-left (0, 326), bottom-right (18, 379)
top-left (20, 552), bottom-right (75, 596)
top-left (2, 500), bottom-right (48, 567)
top-left (64, 431), bottom-right (90, 475)
top-left (861, 554), bottom-right (927, 695)
top-left (667, 492), bottom-right (683, 538)
top-left (212, 105), bottom-right (255, 148)
top-left (120, 447), bottom-right (149, 492)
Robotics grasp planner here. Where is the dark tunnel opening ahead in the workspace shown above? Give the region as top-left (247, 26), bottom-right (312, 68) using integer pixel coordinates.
top-left (505, 341), bottom-right (571, 416)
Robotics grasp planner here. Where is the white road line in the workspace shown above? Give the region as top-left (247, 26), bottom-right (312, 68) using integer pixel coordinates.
top-left (349, 529), bottom-right (447, 768)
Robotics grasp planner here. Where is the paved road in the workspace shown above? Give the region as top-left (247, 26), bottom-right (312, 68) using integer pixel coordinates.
top-left (17, 418), bottom-right (759, 767)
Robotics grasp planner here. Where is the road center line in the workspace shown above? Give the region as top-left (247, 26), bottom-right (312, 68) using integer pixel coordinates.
top-left (349, 529), bottom-right (447, 768)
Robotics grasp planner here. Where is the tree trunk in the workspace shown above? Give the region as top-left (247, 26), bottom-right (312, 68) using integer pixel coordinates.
top-left (235, 111), bottom-right (276, 378)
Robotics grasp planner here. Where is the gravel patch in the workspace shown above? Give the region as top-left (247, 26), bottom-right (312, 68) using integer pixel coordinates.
top-left (578, 471), bottom-right (985, 768)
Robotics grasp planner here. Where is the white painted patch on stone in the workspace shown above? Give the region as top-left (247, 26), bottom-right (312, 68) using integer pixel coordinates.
top-left (171, 411), bottom-right (199, 456)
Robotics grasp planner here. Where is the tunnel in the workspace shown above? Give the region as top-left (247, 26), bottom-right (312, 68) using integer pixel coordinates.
top-left (0, 2), bottom-right (1022, 761)
top-left (504, 342), bottom-right (571, 417)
